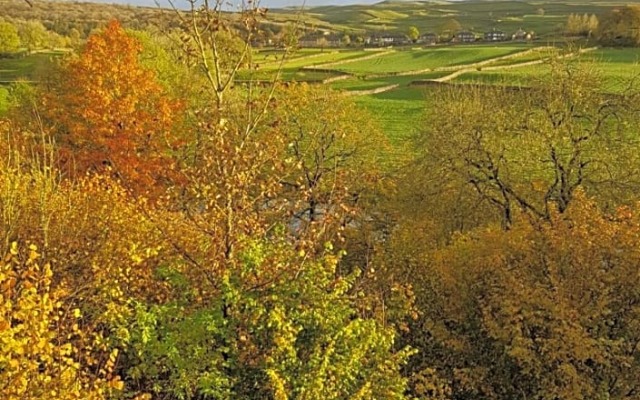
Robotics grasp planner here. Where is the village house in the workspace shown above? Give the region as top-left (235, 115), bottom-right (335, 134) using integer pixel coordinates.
top-left (484, 29), bottom-right (506, 42)
top-left (366, 33), bottom-right (410, 47)
top-left (453, 31), bottom-right (476, 43)
top-left (512, 28), bottom-right (534, 41)
top-left (419, 32), bottom-right (439, 45)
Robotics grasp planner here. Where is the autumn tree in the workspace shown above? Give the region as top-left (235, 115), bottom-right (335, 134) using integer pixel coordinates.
top-left (341, 33), bottom-right (351, 46)
top-left (439, 18), bottom-right (462, 40)
top-left (412, 56), bottom-right (640, 231)
top-left (0, 21), bottom-right (21, 54)
top-left (598, 5), bottom-right (640, 46)
top-left (566, 13), bottom-right (599, 37)
top-left (400, 192), bottom-right (640, 399)
top-left (41, 20), bottom-right (180, 198)
top-left (0, 242), bottom-right (127, 400)
top-left (17, 20), bottom-right (48, 52)
top-left (408, 26), bottom-right (420, 43)
top-left (125, 238), bottom-right (412, 398)
top-left (274, 83), bottom-right (389, 245)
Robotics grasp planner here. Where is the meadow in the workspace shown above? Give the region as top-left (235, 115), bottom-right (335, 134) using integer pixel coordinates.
top-left (453, 47), bottom-right (640, 91)
top-left (0, 52), bottom-right (61, 83)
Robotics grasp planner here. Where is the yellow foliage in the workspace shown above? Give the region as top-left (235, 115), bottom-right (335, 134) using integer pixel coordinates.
top-left (0, 243), bottom-right (111, 399)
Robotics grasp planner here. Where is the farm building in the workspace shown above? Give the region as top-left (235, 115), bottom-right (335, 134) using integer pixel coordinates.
top-left (367, 33), bottom-right (410, 46)
top-left (512, 28), bottom-right (534, 41)
top-left (484, 29), bottom-right (506, 41)
top-left (419, 32), bottom-right (439, 45)
top-left (454, 31), bottom-right (476, 42)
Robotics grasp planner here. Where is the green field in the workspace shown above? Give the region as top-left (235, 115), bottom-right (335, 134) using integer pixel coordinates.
top-left (259, 49), bottom-right (372, 70)
top-left (453, 47), bottom-right (640, 92)
top-left (0, 52), bottom-right (62, 83)
top-left (331, 45), bottom-right (532, 75)
top-left (330, 72), bottom-right (447, 91)
top-left (242, 44), bottom-right (554, 166)
top-left (356, 86), bottom-right (427, 141)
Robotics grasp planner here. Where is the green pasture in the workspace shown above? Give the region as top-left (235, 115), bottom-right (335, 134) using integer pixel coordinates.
top-left (332, 45), bottom-right (532, 75)
top-left (452, 47), bottom-right (640, 92)
top-left (356, 86), bottom-right (428, 157)
top-left (330, 72), bottom-right (448, 91)
top-left (237, 67), bottom-right (339, 82)
top-left (482, 47), bottom-right (558, 67)
top-left (258, 50), bottom-right (372, 70)
top-left (252, 48), bottom-right (321, 64)
top-left (0, 52), bottom-right (62, 83)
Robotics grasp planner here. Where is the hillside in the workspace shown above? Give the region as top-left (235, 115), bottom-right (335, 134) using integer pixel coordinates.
top-left (268, 0), bottom-right (635, 37)
top-left (1, 0), bottom-right (635, 38)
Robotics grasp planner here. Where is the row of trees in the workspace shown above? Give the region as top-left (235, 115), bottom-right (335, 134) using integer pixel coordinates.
top-left (565, 13), bottom-right (599, 37)
top-left (2, 4), bottom-right (640, 400)
top-left (563, 6), bottom-right (640, 46)
top-left (0, 18), bottom-right (77, 54)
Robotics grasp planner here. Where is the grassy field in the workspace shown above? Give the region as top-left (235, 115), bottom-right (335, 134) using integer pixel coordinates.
top-left (452, 47), bottom-right (640, 92)
top-left (258, 49), bottom-right (373, 70)
top-left (0, 52), bottom-right (63, 83)
top-left (332, 45), bottom-right (532, 75)
top-left (330, 72), bottom-right (448, 91)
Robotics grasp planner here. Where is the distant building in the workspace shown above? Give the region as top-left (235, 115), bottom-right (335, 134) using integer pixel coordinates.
top-left (512, 28), bottom-right (534, 41)
top-left (419, 32), bottom-right (439, 45)
top-left (454, 31), bottom-right (476, 43)
top-left (484, 30), bottom-right (506, 42)
top-left (367, 33), bottom-right (409, 46)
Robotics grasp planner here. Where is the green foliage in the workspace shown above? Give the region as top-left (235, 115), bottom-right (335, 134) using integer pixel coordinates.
top-left (126, 239), bottom-right (412, 399)
top-left (17, 20), bottom-right (49, 52)
top-left (0, 87), bottom-right (9, 114)
top-left (407, 26), bottom-right (420, 42)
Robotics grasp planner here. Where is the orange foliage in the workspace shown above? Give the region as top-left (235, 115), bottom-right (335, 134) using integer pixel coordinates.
top-left (43, 20), bottom-right (181, 198)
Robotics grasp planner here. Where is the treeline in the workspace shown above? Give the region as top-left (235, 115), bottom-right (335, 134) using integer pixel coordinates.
top-left (564, 5), bottom-right (640, 46)
top-left (1, 6), bottom-right (640, 400)
top-left (0, 0), bottom-right (177, 37)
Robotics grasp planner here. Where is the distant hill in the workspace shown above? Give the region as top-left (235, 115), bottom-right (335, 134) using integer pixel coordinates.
top-left (87, 0), bottom-right (384, 8)
top-left (3, 0), bottom-right (636, 39)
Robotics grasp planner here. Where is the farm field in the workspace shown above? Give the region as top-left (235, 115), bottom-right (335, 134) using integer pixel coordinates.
top-left (257, 49), bottom-right (374, 70)
top-left (453, 47), bottom-right (640, 92)
top-left (331, 45), bottom-right (533, 75)
top-left (356, 86), bottom-right (427, 144)
top-left (329, 72), bottom-right (447, 91)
